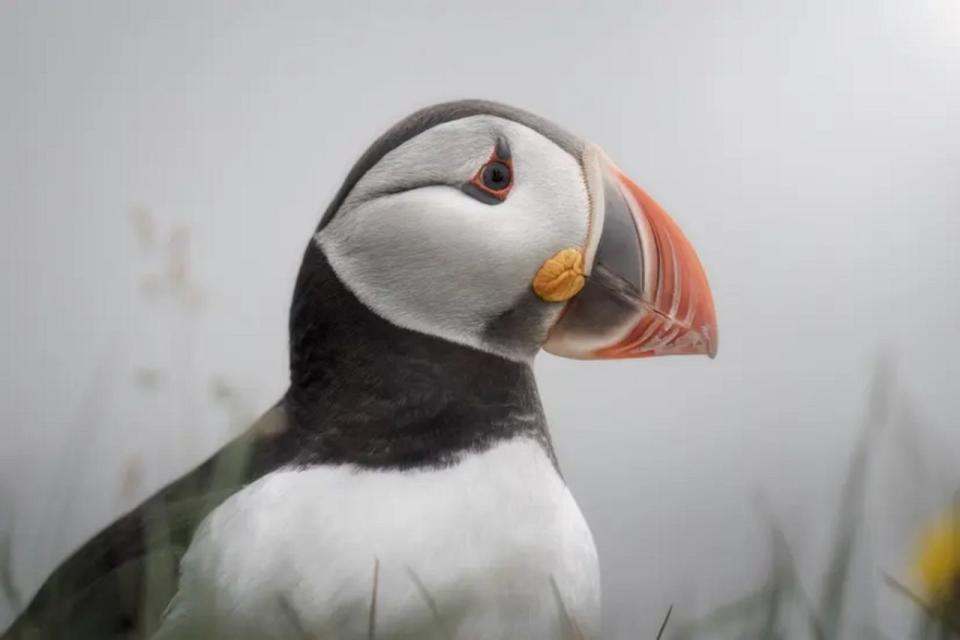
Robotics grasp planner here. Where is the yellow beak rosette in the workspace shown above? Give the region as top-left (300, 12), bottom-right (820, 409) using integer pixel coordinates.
top-left (532, 248), bottom-right (586, 303)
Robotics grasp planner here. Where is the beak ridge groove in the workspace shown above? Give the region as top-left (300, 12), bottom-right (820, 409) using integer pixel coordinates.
top-left (543, 154), bottom-right (717, 361)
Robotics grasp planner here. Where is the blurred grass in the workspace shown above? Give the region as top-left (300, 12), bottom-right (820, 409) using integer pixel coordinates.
top-left (2, 358), bottom-right (959, 637)
top-left (666, 361), bottom-right (960, 639)
top-left (0, 533), bottom-right (21, 617)
top-left (0, 212), bottom-right (957, 637)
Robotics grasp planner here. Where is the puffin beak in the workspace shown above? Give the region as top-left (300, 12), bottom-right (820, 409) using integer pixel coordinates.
top-left (544, 146), bottom-right (718, 359)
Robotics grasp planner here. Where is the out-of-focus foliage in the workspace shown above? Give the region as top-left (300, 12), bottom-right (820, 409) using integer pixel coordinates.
top-left (669, 364), bottom-right (960, 639)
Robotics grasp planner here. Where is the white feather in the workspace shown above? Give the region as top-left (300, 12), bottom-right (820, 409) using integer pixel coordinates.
top-left (155, 438), bottom-right (601, 639)
top-left (318, 116), bottom-right (591, 362)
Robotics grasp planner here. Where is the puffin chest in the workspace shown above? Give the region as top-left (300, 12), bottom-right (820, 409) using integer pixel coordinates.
top-left (172, 437), bottom-right (601, 639)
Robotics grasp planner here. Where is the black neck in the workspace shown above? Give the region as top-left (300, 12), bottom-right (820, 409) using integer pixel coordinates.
top-left (282, 242), bottom-right (552, 469)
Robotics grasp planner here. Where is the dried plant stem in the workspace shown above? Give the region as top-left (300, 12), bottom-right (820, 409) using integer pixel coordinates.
top-left (550, 576), bottom-right (585, 640)
top-left (656, 605), bottom-right (673, 640)
top-left (405, 567), bottom-right (453, 640)
top-left (368, 557), bottom-right (380, 640)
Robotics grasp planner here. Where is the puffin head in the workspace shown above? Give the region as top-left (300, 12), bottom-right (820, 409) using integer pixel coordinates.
top-left (311, 100), bottom-right (717, 363)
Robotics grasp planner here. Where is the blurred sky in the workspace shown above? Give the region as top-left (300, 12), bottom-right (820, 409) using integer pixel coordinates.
top-left (1, 1), bottom-right (959, 636)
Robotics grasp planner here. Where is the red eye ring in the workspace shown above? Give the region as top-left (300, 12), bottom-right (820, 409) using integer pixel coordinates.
top-left (476, 160), bottom-right (512, 195)
top-left (466, 138), bottom-right (513, 203)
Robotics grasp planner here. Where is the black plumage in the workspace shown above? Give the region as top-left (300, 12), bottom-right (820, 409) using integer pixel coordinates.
top-left (5, 247), bottom-right (551, 639)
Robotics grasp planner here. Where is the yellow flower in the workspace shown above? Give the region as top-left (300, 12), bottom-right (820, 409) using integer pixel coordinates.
top-left (915, 505), bottom-right (960, 606)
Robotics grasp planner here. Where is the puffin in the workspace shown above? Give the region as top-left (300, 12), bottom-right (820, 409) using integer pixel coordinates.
top-left (3, 100), bottom-right (717, 640)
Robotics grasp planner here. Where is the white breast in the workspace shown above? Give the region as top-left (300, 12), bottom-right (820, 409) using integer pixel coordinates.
top-left (155, 437), bottom-right (601, 640)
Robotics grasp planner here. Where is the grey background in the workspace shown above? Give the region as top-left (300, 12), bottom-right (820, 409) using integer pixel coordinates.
top-left (2, 1), bottom-right (959, 636)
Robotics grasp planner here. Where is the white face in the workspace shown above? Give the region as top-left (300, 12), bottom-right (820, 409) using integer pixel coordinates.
top-left (317, 116), bottom-right (592, 361)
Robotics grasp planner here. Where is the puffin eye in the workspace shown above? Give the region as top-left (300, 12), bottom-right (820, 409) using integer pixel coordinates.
top-left (480, 161), bottom-right (512, 192)
top-left (461, 136), bottom-right (514, 205)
